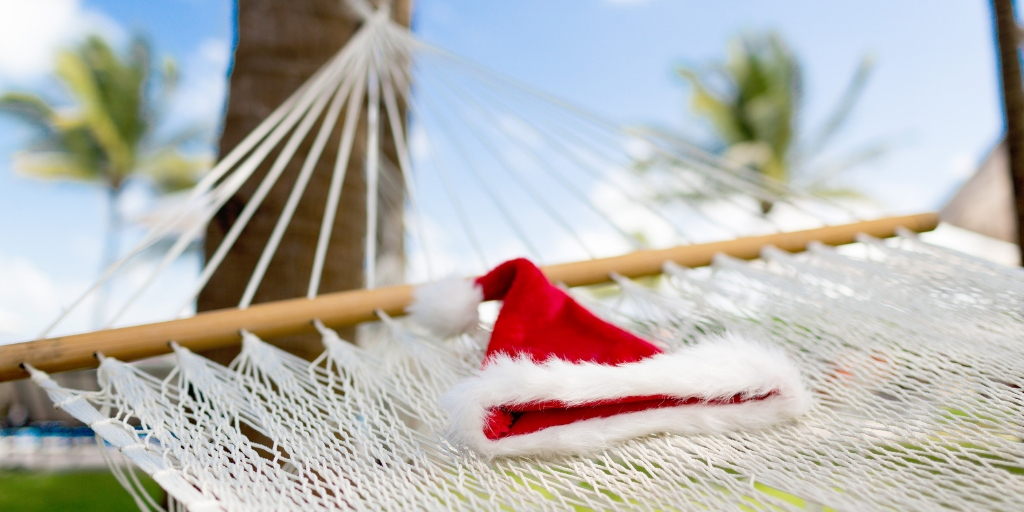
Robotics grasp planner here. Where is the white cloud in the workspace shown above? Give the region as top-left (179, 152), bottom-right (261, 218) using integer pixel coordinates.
top-left (0, 308), bottom-right (23, 336)
top-left (409, 123), bottom-right (434, 160)
top-left (0, 0), bottom-right (79, 80)
top-left (198, 38), bottom-right (230, 68)
top-left (0, 252), bottom-right (88, 342)
top-left (624, 135), bottom-right (654, 161)
top-left (405, 213), bottom-right (485, 282)
top-left (0, 246), bottom-right (205, 344)
top-left (0, 0), bottom-right (123, 84)
top-left (165, 37), bottom-right (232, 132)
top-left (0, 2), bottom-right (227, 139)
top-left (497, 115), bottom-right (543, 149)
top-left (0, 255), bottom-right (59, 309)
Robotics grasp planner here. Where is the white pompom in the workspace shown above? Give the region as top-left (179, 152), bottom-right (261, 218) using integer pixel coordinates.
top-left (406, 277), bottom-right (484, 338)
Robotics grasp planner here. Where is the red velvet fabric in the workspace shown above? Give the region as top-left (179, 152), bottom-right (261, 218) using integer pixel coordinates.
top-left (483, 392), bottom-right (778, 440)
top-left (474, 258), bottom-right (663, 365)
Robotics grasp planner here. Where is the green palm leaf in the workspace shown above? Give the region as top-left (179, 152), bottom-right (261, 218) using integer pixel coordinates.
top-left (0, 93), bottom-right (56, 130)
top-left (662, 31), bottom-right (890, 210)
top-left (0, 32), bottom-right (213, 315)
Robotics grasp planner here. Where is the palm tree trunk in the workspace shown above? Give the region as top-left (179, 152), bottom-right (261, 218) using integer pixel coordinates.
top-left (198, 0), bottom-right (410, 364)
top-left (992, 0), bottom-right (1024, 264)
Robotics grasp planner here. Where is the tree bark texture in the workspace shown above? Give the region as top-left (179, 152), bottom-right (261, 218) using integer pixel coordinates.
top-left (199, 0), bottom-right (409, 363)
top-left (992, 0), bottom-right (1024, 262)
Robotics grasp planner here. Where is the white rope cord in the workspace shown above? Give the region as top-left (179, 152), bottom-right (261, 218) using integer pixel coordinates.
top-left (175, 23), bottom-right (375, 313)
top-left (106, 119), bottom-right (326, 325)
top-left (374, 31), bottom-right (614, 262)
top-left (34, 7), bottom-right (898, 340)
top-left (419, 49), bottom-right (700, 245)
top-left (46, 40), bottom-right (359, 333)
top-left (520, 120), bottom-right (753, 242)
top-left (90, 395), bottom-right (163, 512)
top-left (238, 50), bottom-right (368, 308)
top-left (341, 0), bottom-right (375, 22)
top-left (177, 35), bottom-right (364, 314)
top-left (34, 236), bottom-right (1024, 511)
top-left (236, 46), bottom-right (373, 307)
top-left (26, 363), bottom-right (223, 511)
top-left (414, 118), bottom-right (490, 271)
top-left (635, 151), bottom-right (784, 235)
top-left (417, 45), bottom-right (823, 235)
top-left (415, 40), bottom-right (803, 211)
top-left (373, 37), bottom-right (498, 271)
top-left (413, 84), bottom-right (545, 263)
top-left (423, 67), bottom-right (599, 259)
top-left (220, 80), bottom-right (339, 310)
top-left (760, 245), bottom-right (1016, 345)
top-left (100, 448), bottom-right (158, 512)
top-left (379, 52), bottom-right (434, 280)
top-left (38, 74), bottom-right (318, 335)
top-left (450, 67), bottom-right (764, 241)
top-left (640, 127), bottom-right (795, 197)
top-left (306, 24), bottom-right (378, 298)
top-left (104, 203), bottom-right (216, 328)
top-left (393, 57), bottom-right (549, 264)
top-left (378, 48), bottom-right (490, 270)
top-left (374, 35), bottom-right (604, 259)
top-left (617, 129), bottom-right (801, 231)
top-left (643, 132), bottom-right (860, 225)
top-left (641, 127), bottom-right (866, 221)
top-left (364, 55), bottom-right (382, 289)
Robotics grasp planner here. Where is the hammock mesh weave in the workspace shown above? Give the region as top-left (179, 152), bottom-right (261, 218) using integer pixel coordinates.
top-left (29, 232), bottom-right (1024, 511)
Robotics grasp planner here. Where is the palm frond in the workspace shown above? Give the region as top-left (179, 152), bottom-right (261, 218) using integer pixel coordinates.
top-left (12, 151), bottom-right (103, 184)
top-left (3, 32), bottom-right (206, 196)
top-left (55, 47), bottom-right (133, 182)
top-left (676, 68), bottom-right (745, 144)
top-left (677, 32), bottom-right (799, 183)
top-left (138, 150), bottom-right (212, 193)
top-left (649, 31), bottom-right (889, 211)
top-left (0, 92), bottom-right (56, 130)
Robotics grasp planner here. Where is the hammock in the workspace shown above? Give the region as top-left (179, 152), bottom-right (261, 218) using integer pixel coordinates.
top-left (3, 2), bottom-right (1019, 510)
top-left (26, 233), bottom-right (1024, 510)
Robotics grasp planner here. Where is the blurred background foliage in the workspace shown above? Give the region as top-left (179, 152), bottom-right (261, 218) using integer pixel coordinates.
top-left (0, 34), bottom-right (211, 271)
top-left (637, 31), bottom-right (895, 212)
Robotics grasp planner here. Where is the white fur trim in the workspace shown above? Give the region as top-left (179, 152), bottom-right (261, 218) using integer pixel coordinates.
top-left (440, 332), bottom-right (812, 458)
top-left (406, 277), bottom-right (483, 339)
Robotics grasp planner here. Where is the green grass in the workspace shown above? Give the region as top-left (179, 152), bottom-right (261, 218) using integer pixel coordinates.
top-left (0, 470), bottom-right (163, 511)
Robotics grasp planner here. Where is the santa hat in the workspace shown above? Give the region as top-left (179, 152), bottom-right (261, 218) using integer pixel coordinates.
top-left (407, 258), bottom-right (811, 458)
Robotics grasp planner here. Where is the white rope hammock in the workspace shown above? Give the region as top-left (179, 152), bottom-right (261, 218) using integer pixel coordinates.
top-left (28, 233), bottom-right (1024, 510)
top-left (9, 2), bottom-right (1021, 510)
top-left (31, 8), bottom-right (860, 339)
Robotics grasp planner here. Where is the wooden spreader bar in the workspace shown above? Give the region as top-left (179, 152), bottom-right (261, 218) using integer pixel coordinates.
top-left (0, 213), bottom-right (938, 382)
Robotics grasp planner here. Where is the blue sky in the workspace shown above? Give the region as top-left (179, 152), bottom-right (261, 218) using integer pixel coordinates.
top-left (412, 0), bottom-right (1000, 209)
top-left (0, 0), bottom-right (1006, 342)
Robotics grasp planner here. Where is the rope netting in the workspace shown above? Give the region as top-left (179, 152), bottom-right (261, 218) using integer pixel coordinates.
top-left (37, 10), bottom-right (861, 339)
top-left (29, 233), bottom-right (1024, 511)
top-left (17, 3), bottom-right (1020, 510)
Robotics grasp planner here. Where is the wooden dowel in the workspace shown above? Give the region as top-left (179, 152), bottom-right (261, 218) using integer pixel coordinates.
top-left (0, 212), bottom-right (938, 382)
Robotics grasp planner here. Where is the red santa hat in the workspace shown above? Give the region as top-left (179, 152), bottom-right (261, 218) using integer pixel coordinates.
top-left (407, 258), bottom-right (811, 458)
